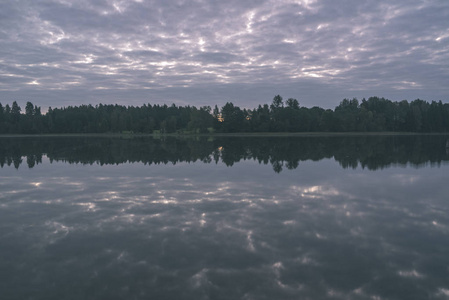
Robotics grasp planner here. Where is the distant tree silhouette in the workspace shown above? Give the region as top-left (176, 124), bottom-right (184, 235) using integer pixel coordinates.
top-left (0, 96), bottom-right (448, 134)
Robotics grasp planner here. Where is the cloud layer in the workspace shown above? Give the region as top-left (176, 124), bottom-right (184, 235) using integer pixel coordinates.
top-left (1, 0), bottom-right (448, 109)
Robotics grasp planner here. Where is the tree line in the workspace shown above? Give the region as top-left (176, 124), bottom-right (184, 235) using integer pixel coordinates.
top-left (1, 96), bottom-right (448, 134)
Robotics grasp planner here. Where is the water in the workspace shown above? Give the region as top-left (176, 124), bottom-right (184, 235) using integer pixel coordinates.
top-left (1, 135), bottom-right (449, 300)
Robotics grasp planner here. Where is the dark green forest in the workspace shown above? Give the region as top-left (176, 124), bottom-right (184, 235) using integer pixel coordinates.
top-left (1, 96), bottom-right (448, 134)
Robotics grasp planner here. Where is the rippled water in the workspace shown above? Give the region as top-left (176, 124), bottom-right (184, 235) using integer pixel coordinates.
top-left (1, 135), bottom-right (449, 299)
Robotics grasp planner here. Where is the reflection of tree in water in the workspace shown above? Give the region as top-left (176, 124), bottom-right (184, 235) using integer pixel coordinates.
top-left (1, 135), bottom-right (448, 172)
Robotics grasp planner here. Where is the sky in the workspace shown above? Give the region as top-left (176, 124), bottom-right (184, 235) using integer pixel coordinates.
top-left (1, 0), bottom-right (448, 111)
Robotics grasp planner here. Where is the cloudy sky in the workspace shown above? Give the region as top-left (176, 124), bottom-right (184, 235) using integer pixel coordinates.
top-left (1, 0), bottom-right (448, 110)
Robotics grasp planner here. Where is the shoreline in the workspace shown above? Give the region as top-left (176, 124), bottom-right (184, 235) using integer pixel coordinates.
top-left (1, 132), bottom-right (448, 138)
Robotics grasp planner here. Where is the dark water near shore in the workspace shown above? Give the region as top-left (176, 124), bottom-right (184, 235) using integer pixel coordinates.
top-left (1, 135), bottom-right (449, 299)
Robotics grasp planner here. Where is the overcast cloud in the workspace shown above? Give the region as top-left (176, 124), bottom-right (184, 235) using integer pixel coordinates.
top-left (1, 0), bottom-right (448, 110)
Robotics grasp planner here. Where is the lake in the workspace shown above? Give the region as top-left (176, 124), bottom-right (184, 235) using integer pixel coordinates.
top-left (1, 135), bottom-right (449, 300)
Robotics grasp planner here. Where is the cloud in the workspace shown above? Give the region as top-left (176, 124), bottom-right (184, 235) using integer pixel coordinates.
top-left (0, 0), bottom-right (448, 109)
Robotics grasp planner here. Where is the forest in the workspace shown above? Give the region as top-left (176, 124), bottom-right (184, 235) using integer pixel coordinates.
top-left (0, 96), bottom-right (448, 134)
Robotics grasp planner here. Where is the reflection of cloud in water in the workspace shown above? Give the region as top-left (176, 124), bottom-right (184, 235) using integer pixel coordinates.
top-left (191, 268), bottom-right (211, 289)
top-left (292, 185), bottom-right (342, 199)
top-left (151, 199), bottom-right (179, 204)
top-left (44, 221), bottom-right (72, 244)
top-left (391, 174), bottom-right (421, 185)
top-left (431, 220), bottom-right (449, 233)
top-left (75, 202), bottom-right (97, 212)
top-left (437, 288), bottom-right (449, 297)
top-left (295, 254), bottom-right (319, 266)
top-left (246, 230), bottom-right (255, 252)
top-left (1, 159), bottom-right (449, 299)
top-left (398, 270), bottom-right (425, 278)
top-left (199, 213), bottom-right (206, 227)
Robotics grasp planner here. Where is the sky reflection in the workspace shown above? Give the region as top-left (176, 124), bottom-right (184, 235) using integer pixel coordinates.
top-left (1, 154), bottom-right (449, 299)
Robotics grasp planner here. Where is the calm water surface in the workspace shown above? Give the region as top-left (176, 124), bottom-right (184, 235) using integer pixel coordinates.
top-left (1, 135), bottom-right (449, 300)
